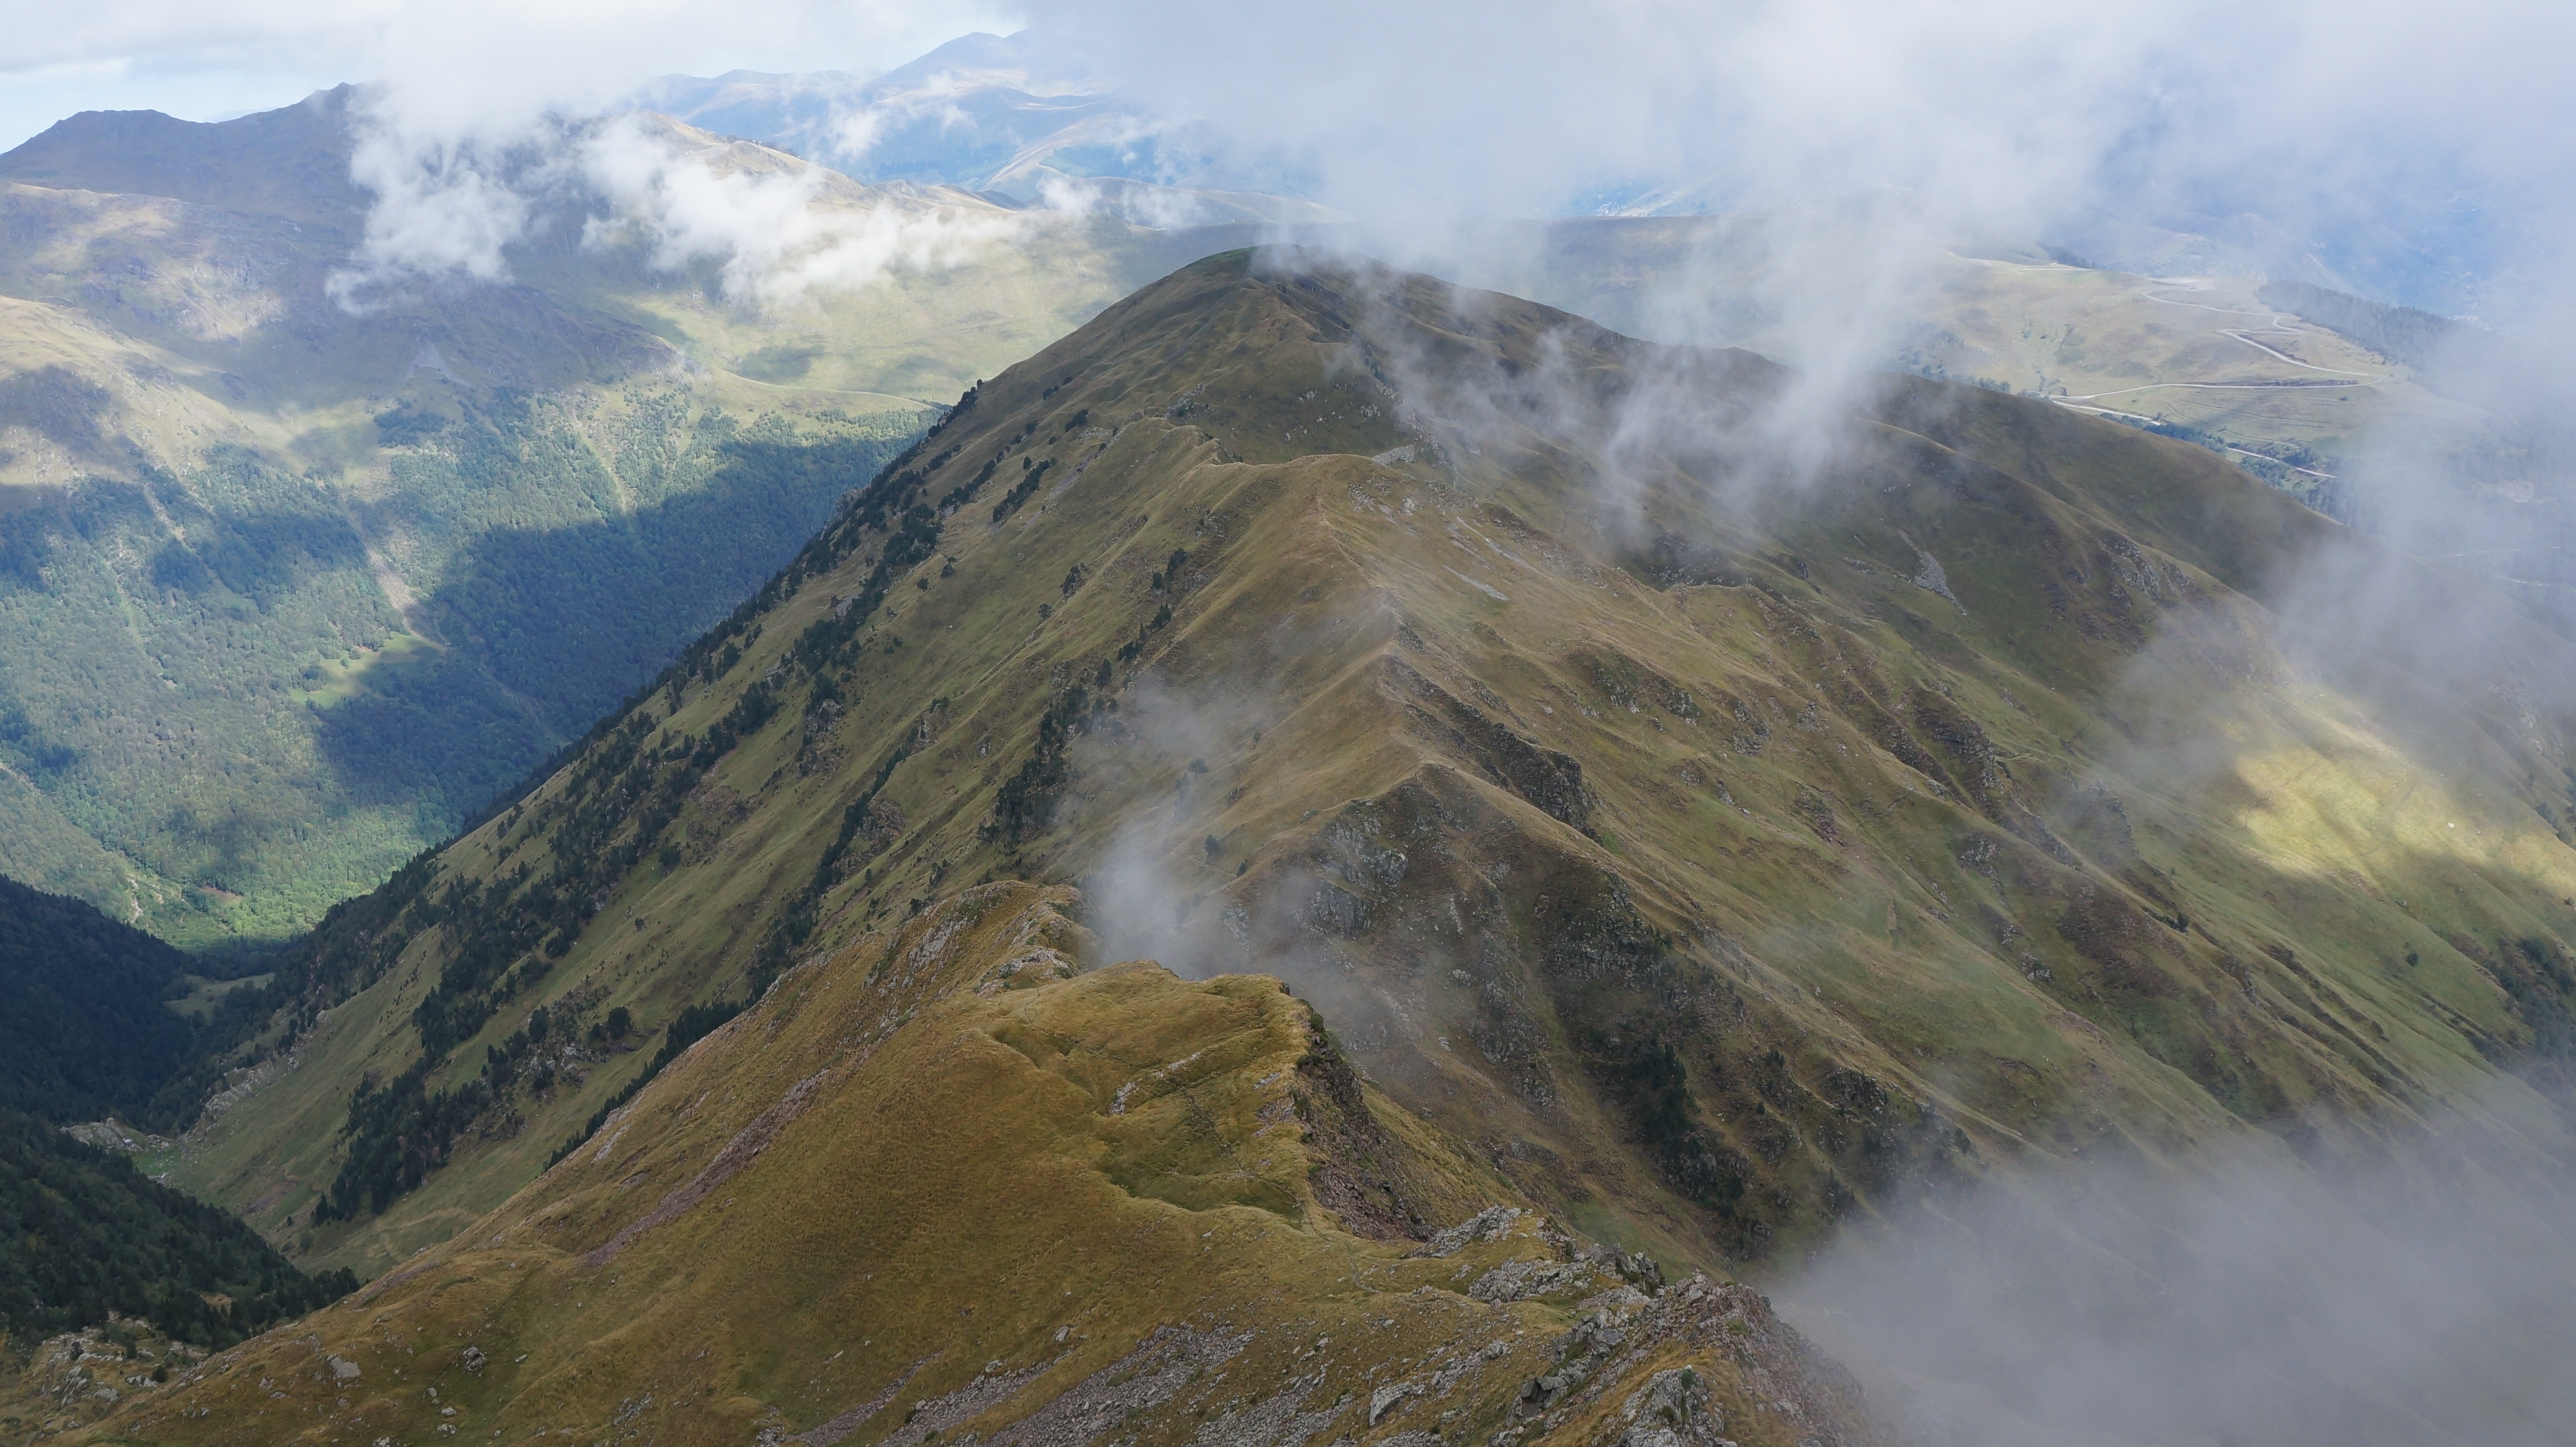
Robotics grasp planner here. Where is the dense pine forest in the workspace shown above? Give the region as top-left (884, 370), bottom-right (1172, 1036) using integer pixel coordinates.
top-left (2257, 278), bottom-right (2463, 372)
top-left (0, 1108), bottom-right (355, 1348)
top-left (0, 876), bottom-right (351, 1348)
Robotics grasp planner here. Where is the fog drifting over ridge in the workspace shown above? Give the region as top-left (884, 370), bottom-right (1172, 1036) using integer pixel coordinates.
top-left (1778, 1085), bottom-right (2576, 1447)
top-left (261, 0), bottom-right (2576, 487)
top-left (268, 0), bottom-right (2576, 553)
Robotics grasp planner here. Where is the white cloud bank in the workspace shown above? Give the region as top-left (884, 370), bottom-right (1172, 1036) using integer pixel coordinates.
top-left (7, 0), bottom-right (1026, 308)
top-left (578, 115), bottom-right (1023, 305)
top-left (326, 108), bottom-right (1032, 309)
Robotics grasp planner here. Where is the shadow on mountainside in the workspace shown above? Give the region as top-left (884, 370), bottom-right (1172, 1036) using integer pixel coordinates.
top-left (315, 432), bottom-right (915, 812)
top-left (0, 364), bottom-right (130, 472)
top-left (0, 424), bottom-right (913, 944)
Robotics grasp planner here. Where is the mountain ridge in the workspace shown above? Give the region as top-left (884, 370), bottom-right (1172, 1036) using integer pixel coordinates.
top-left (67, 882), bottom-right (1888, 1447)
top-left (152, 248), bottom-right (2576, 1290)
top-left (5, 75), bottom-right (2530, 952)
top-left (0, 85), bottom-right (365, 223)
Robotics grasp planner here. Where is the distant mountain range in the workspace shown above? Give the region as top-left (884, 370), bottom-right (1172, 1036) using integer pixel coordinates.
top-left (0, 85), bottom-right (1263, 946)
top-left (0, 30), bottom-right (2552, 956)
top-left (646, 30), bottom-right (2508, 319)
top-left (634, 31), bottom-right (1336, 226)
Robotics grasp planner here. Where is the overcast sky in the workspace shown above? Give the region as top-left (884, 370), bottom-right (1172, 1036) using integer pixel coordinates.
top-left (0, 0), bottom-right (1005, 150)
top-left (6, 0), bottom-right (2571, 323)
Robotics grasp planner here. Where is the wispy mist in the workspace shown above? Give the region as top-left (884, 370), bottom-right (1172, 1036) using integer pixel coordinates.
top-left (1778, 1081), bottom-right (2576, 1446)
top-left (1046, 0), bottom-right (2574, 315)
top-left (325, 103), bottom-right (1037, 309)
top-left (47, 1), bottom-right (1016, 306)
top-left (577, 114), bottom-right (1025, 305)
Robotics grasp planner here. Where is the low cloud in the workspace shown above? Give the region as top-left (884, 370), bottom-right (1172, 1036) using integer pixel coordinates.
top-left (329, 110), bottom-right (551, 304)
top-left (1044, 0), bottom-right (2574, 311)
top-left (579, 114), bottom-right (1025, 306)
top-left (1779, 1079), bottom-right (2576, 1447)
top-left (1028, 0), bottom-right (2576, 506)
top-left (822, 67), bottom-right (1000, 171)
top-left (1071, 678), bottom-right (1269, 972)
top-left (327, 103), bottom-right (1029, 310)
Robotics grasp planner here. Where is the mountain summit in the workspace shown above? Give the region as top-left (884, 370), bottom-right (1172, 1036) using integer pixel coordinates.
top-left (152, 248), bottom-right (2576, 1302)
top-left (0, 85), bottom-right (366, 222)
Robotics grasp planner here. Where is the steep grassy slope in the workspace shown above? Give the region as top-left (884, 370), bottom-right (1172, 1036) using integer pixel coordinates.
top-left (0, 111), bottom-right (910, 944)
top-left (169, 250), bottom-right (2576, 1282)
top-left (1449, 212), bottom-right (2576, 630)
top-left (71, 884), bottom-right (1882, 1447)
top-left (12, 90), bottom-right (2530, 956)
top-left (0, 98), bottom-right (1258, 946)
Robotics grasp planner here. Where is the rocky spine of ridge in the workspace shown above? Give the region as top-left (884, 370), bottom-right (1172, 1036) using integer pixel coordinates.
top-left (187, 247), bottom-right (2576, 1283)
top-left (77, 886), bottom-right (1887, 1447)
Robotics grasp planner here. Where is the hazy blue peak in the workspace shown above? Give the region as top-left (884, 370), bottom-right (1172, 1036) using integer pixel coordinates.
top-left (634, 31), bottom-right (1157, 192)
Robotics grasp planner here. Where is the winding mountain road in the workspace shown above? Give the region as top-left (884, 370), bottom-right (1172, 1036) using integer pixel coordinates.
top-left (2035, 279), bottom-right (2384, 480)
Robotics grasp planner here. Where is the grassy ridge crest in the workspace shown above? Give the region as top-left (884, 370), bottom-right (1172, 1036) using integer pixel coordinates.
top-left (169, 249), bottom-right (2576, 1285)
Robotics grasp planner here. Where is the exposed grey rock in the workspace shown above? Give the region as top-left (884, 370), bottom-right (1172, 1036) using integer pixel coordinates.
top-left (1580, 1285), bottom-right (1652, 1314)
top-left (1899, 531), bottom-right (1966, 615)
top-left (1418, 1206), bottom-right (1521, 1258)
top-left (982, 1326), bottom-right (1250, 1447)
top-left (1469, 1257), bottom-right (1595, 1303)
top-left (1185, 1378), bottom-right (1340, 1447)
top-left (1424, 1338), bottom-right (1512, 1399)
top-left (1368, 1381), bottom-right (1415, 1425)
top-left (790, 1357), bottom-right (925, 1445)
top-left (1621, 1366), bottom-right (1718, 1440)
top-left (867, 1359), bottom-right (1050, 1447)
